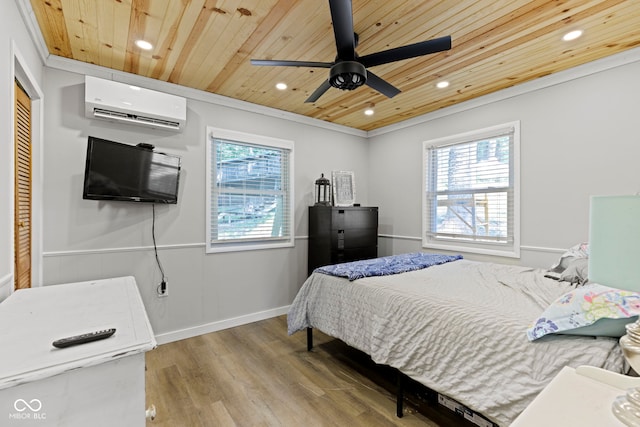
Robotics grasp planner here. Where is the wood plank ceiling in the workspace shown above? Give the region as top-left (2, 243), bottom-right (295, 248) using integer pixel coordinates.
top-left (29, 0), bottom-right (640, 131)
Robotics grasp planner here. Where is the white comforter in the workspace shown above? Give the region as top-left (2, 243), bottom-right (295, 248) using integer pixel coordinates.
top-left (287, 260), bottom-right (624, 426)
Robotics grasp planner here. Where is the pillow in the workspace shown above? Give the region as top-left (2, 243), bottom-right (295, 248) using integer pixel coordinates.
top-left (549, 242), bottom-right (589, 271)
top-left (527, 283), bottom-right (640, 341)
top-left (547, 242), bottom-right (590, 284)
top-left (558, 258), bottom-right (589, 285)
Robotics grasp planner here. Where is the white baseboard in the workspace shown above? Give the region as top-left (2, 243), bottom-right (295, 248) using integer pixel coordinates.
top-left (154, 305), bottom-right (291, 345)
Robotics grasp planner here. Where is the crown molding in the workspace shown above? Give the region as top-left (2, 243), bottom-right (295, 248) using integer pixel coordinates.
top-left (14, 0), bottom-right (49, 62)
top-left (15, 0), bottom-right (366, 137)
top-left (368, 46), bottom-right (640, 137)
top-left (45, 55), bottom-right (367, 138)
top-left (15, 0), bottom-right (640, 140)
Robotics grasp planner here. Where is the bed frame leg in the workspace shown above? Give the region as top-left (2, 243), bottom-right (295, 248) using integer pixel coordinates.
top-left (306, 327), bottom-right (313, 351)
top-left (396, 371), bottom-right (404, 418)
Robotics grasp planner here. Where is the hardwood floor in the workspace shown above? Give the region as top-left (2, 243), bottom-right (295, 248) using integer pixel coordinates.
top-left (145, 315), bottom-right (476, 427)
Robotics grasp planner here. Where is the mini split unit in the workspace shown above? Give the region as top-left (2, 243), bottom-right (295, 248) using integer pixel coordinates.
top-left (85, 76), bottom-right (187, 131)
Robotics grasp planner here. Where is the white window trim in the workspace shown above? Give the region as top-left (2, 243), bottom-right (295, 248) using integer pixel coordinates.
top-left (421, 121), bottom-right (520, 258)
top-left (205, 126), bottom-right (295, 254)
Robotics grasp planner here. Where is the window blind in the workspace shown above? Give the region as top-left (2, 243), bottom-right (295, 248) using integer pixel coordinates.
top-left (425, 126), bottom-right (515, 244)
top-left (210, 138), bottom-right (291, 245)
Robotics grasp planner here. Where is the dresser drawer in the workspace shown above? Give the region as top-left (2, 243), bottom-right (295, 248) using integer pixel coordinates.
top-left (332, 228), bottom-right (378, 249)
top-left (331, 207), bottom-right (378, 230)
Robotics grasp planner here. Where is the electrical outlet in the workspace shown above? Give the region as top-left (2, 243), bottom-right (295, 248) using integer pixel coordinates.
top-left (157, 280), bottom-right (168, 297)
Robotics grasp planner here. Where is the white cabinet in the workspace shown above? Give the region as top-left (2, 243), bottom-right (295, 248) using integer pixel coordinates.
top-left (0, 277), bottom-right (156, 426)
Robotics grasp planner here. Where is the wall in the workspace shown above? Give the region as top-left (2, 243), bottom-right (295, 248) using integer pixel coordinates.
top-left (40, 67), bottom-right (369, 342)
top-left (0, 0), bottom-right (45, 300)
top-left (368, 49), bottom-right (640, 268)
top-left (11, 0), bottom-right (640, 342)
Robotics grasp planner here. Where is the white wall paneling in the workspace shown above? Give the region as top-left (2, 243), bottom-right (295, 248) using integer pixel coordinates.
top-left (40, 67), bottom-right (369, 340)
top-left (369, 50), bottom-right (640, 268)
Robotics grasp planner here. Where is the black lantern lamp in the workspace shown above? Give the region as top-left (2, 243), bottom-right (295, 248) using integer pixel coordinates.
top-left (314, 173), bottom-right (331, 206)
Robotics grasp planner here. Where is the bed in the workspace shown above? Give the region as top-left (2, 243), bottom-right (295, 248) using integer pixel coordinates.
top-left (287, 253), bottom-right (627, 426)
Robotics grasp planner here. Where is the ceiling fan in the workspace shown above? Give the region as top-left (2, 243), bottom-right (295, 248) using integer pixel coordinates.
top-left (250, 0), bottom-right (452, 103)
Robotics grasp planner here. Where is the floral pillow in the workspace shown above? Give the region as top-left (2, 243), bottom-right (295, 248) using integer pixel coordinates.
top-left (527, 283), bottom-right (640, 341)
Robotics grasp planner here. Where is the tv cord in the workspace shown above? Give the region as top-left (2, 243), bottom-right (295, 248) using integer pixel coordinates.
top-left (152, 204), bottom-right (167, 293)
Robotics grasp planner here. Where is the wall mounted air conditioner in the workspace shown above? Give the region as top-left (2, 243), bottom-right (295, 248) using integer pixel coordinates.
top-left (85, 76), bottom-right (187, 131)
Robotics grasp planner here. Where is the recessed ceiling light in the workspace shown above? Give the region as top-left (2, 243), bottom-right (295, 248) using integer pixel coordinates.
top-left (275, 82), bottom-right (287, 90)
top-left (364, 108), bottom-right (374, 116)
top-left (563, 30), bottom-right (583, 41)
top-left (135, 40), bottom-right (153, 50)
top-left (436, 81), bottom-right (450, 89)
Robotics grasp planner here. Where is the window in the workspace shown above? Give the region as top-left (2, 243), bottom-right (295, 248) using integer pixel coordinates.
top-left (422, 121), bottom-right (520, 257)
top-left (206, 127), bottom-right (294, 253)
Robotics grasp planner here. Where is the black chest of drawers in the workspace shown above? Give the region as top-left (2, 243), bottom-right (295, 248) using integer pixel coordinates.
top-left (308, 206), bottom-right (378, 275)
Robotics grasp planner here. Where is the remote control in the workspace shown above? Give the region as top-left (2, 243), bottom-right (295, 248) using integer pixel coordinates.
top-left (52, 328), bottom-right (116, 349)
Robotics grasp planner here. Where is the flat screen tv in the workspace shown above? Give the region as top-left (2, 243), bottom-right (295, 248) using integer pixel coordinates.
top-left (83, 136), bottom-right (181, 204)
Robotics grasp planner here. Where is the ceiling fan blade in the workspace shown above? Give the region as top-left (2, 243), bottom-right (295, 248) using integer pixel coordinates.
top-left (328, 0), bottom-right (356, 60)
top-left (250, 59), bottom-right (332, 68)
top-left (360, 35), bottom-right (452, 68)
top-left (305, 80), bottom-right (332, 103)
top-left (365, 71), bottom-right (400, 98)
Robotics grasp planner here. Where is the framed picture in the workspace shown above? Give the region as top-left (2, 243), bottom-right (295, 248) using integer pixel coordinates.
top-left (332, 171), bottom-right (356, 207)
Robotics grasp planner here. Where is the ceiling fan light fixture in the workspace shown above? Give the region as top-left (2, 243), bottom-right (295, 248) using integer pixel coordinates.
top-left (329, 61), bottom-right (367, 91)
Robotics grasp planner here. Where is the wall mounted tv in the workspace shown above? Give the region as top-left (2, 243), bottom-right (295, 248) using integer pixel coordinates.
top-left (83, 136), bottom-right (181, 204)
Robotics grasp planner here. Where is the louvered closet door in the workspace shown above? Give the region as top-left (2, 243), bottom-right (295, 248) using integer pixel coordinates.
top-left (14, 80), bottom-right (32, 290)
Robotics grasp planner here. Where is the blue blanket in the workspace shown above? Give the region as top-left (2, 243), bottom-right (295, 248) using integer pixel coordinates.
top-left (315, 252), bottom-right (463, 281)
